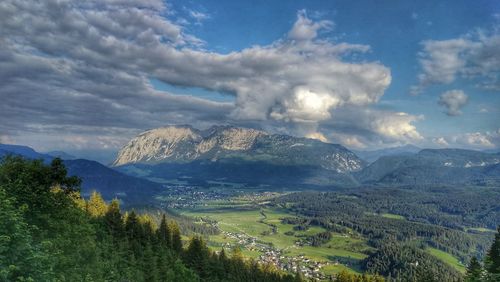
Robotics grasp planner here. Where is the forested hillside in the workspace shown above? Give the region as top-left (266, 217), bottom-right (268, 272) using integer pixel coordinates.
top-left (274, 191), bottom-right (500, 281)
top-left (0, 156), bottom-right (300, 282)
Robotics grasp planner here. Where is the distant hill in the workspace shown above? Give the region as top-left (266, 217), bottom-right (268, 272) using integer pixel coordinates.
top-left (354, 144), bottom-right (421, 163)
top-left (45, 150), bottom-right (77, 160)
top-left (64, 159), bottom-right (163, 205)
top-left (356, 148), bottom-right (500, 185)
top-left (0, 143), bottom-right (163, 204)
top-left (0, 144), bottom-right (52, 160)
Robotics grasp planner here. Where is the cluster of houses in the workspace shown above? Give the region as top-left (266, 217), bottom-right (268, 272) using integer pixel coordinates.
top-left (259, 251), bottom-right (334, 280)
top-left (217, 229), bottom-right (340, 280)
top-left (160, 185), bottom-right (227, 208)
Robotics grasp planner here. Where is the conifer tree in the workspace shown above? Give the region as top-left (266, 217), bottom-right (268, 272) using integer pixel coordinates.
top-left (125, 210), bottom-right (143, 257)
top-left (143, 243), bottom-right (159, 282)
top-left (104, 199), bottom-right (124, 238)
top-left (485, 226), bottom-right (500, 280)
top-left (125, 211), bottom-right (141, 239)
top-left (184, 236), bottom-right (210, 278)
top-left (86, 191), bottom-right (108, 217)
top-left (49, 158), bottom-right (81, 192)
top-left (170, 221), bottom-right (183, 253)
top-left (157, 214), bottom-right (171, 248)
top-left (465, 257), bottom-right (483, 282)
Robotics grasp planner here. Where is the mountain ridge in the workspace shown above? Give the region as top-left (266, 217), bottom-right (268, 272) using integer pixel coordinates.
top-left (357, 148), bottom-right (500, 185)
top-left (354, 144), bottom-right (421, 163)
top-left (113, 125), bottom-right (364, 173)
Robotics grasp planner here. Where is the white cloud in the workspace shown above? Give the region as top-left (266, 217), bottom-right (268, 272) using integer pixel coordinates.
top-left (319, 107), bottom-right (423, 149)
top-left (462, 132), bottom-right (495, 148)
top-left (433, 129), bottom-right (500, 150)
top-left (333, 134), bottom-right (367, 149)
top-left (370, 112), bottom-right (423, 142)
top-left (413, 29), bottom-right (500, 93)
top-left (418, 39), bottom-right (474, 85)
top-left (270, 87), bottom-right (341, 122)
top-left (0, 1), bottom-right (420, 151)
top-left (188, 10), bottom-right (210, 25)
top-left (432, 137), bottom-right (449, 147)
top-left (438, 90), bottom-right (468, 116)
top-left (288, 10), bottom-right (333, 41)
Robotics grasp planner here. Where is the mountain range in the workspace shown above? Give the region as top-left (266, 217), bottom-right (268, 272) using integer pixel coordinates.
top-left (113, 125), bottom-right (500, 187)
top-left (113, 125), bottom-right (363, 172)
top-left (1, 125), bottom-right (499, 202)
top-left (113, 125), bottom-right (364, 187)
top-left (357, 148), bottom-right (500, 185)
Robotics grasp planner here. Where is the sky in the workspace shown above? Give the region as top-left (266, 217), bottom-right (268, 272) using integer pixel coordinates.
top-left (1, 0), bottom-right (499, 161)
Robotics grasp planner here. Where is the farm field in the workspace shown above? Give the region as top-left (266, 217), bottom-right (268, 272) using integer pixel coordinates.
top-left (179, 203), bottom-right (370, 275)
top-left (427, 247), bottom-right (466, 273)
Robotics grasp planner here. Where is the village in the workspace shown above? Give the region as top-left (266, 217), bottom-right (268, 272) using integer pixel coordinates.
top-left (158, 184), bottom-right (230, 209)
top-left (211, 221), bottom-right (340, 280)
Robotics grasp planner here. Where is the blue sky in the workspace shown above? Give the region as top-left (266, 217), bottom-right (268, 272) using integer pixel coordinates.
top-left (166, 0), bottom-right (500, 139)
top-left (0, 0), bottom-right (499, 156)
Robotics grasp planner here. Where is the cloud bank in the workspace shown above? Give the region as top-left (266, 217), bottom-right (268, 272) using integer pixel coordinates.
top-left (433, 129), bottom-right (500, 150)
top-left (1, 0), bottom-right (424, 151)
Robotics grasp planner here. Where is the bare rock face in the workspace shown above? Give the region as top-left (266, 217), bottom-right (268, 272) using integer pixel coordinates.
top-left (113, 125), bottom-right (365, 173)
top-left (113, 126), bottom-right (202, 166)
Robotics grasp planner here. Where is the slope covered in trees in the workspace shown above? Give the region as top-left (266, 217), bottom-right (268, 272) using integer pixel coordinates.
top-left (464, 226), bottom-right (500, 281)
top-left (0, 156), bottom-right (299, 281)
top-left (274, 191), bottom-right (500, 281)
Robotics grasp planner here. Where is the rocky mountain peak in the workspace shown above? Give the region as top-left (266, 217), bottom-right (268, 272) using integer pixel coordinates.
top-left (113, 125), bottom-right (365, 173)
top-left (113, 125), bottom-right (202, 166)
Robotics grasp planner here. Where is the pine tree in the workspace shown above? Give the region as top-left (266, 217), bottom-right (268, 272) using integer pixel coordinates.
top-left (103, 199), bottom-right (124, 238)
top-left (184, 236), bottom-right (209, 278)
top-left (157, 214), bottom-right (171, 248)
top-left (142, 220), bottom-right (156, 244)
top-left (485, 226), bottom-right (500, 280)
top-left (125, 210), bottom-right (143, 257)
top-left (170, 221), bottom-right (183, 253)
top-left (125, 211), bottom-right (141, 239)
top-left (465, 257), bottom-right (483, 282)
top-left (49, 158), bottom-right (81, 192)
top-left (142, 243), bottom-right (159, 282)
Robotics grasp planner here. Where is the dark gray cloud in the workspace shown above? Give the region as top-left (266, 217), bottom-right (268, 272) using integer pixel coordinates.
top-left (0, 0), bottom-right (424, 151)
